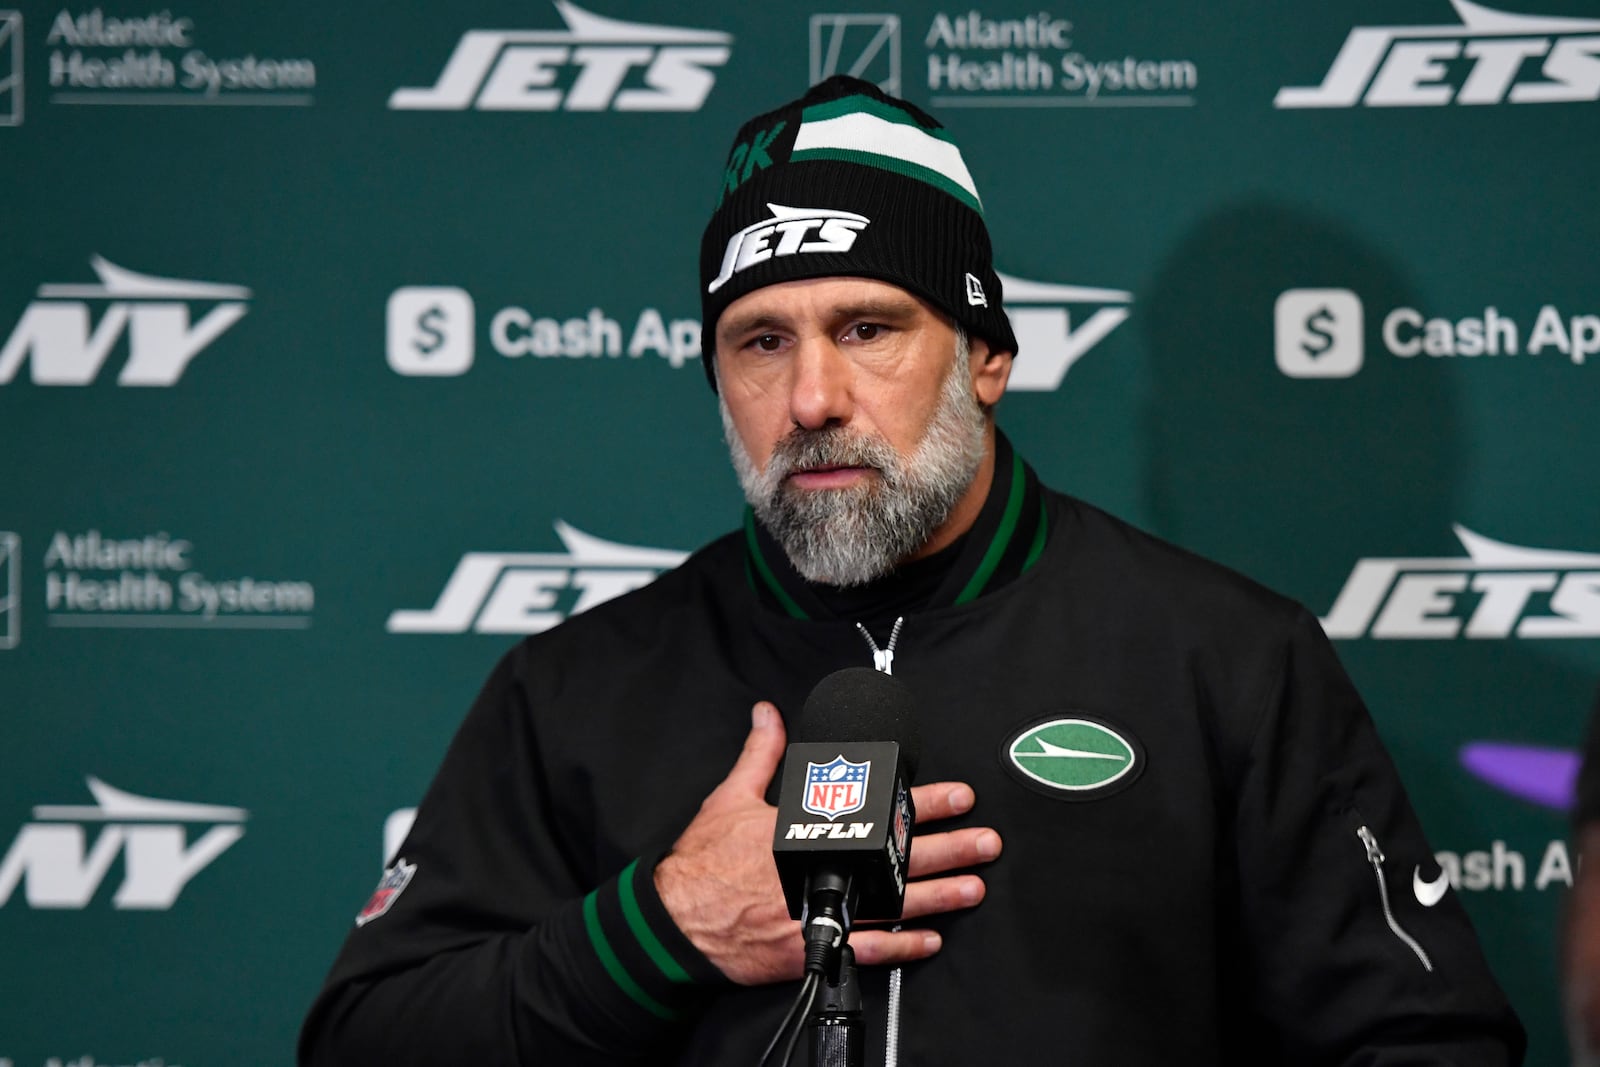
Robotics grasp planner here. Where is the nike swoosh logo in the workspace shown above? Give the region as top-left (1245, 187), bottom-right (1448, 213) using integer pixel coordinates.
top-left (1028, 738), bottom-right (1128, 761)
top-left (1413, 865), bottom-right (1449, 907)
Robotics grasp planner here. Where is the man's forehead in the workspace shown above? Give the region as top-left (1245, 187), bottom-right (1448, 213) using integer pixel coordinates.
top-left (717, 277), bottom-right (936, 333)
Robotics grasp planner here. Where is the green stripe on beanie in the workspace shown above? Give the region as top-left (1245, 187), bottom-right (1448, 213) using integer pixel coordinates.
top-left (698, 75), bottom-right (1016, 390)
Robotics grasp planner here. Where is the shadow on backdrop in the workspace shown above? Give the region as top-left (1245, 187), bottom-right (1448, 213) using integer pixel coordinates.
top-left (1141, 199), bottom-right (1452, 603)
top-left (1140, 198), bottom-right (1578, 1063)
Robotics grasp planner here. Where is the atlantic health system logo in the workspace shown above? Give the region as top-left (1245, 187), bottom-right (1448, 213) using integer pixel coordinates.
top-left (0, 11), bottom-right (21, 127)
top-left (1, 257), bottom-right (250, 386)
top-left (389, 1), bottom-right (731, 112)
top-left (0, 531), bottom-right (17, 650)
top-left (811, 13), bottom-right (900, 95)
top-left (1276, 0), bottom-right (1600, 108)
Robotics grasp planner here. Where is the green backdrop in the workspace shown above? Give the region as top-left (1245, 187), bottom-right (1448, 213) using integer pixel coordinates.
top-left (3, 1), bottom-right (1596, 1062)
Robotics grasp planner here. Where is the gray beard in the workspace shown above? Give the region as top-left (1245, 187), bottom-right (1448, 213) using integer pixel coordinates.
top-left (719, 335), bottom-right (988, 587)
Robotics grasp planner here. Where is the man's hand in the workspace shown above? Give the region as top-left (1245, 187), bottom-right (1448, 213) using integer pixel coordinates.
top-left (654, 700), bottom-right (1002, 986)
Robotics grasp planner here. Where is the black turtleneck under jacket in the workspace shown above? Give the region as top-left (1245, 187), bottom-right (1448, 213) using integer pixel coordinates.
top-left (300, 435), bottom-right (1525, 1066)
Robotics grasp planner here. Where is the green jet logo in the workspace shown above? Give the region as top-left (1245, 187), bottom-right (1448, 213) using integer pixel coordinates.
top-left (1003, 716), bottom-right (1144, 801)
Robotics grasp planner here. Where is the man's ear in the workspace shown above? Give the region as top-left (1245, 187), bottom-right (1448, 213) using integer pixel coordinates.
top-left (969, 335), bottom-right (1013, 407)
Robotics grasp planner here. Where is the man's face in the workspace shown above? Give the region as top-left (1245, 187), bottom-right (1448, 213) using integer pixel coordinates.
top-left (714, 276), bottom-right (1009, 586)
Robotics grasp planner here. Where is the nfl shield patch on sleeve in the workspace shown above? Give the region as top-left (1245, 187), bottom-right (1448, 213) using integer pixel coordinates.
top-left (356, 858), bottom-right (416, 927)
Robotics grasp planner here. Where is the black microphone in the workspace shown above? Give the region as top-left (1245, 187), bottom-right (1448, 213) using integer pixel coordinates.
top-left (771, 667), bottom-right (920, 974)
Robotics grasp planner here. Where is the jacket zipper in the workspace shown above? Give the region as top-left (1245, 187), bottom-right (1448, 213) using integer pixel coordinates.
top-left (885, 960), bottom-right (903, 1067)
top-left (1355, 825), bottom-right (1433, 972)
top-left (855, 618), bottom-right (906, 1065)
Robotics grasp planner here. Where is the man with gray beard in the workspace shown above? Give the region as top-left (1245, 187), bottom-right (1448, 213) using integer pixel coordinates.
top-left (721, 327), bottom-right (986, 588)
top-left (301, 76), bottom-right (1523, 1066)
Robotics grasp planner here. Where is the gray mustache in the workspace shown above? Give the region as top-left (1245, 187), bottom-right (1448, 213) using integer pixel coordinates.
top-left (769, 428), bottom-right (895, 479)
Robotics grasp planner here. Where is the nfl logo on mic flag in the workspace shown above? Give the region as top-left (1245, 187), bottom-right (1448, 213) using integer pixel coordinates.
top-left (802, 755), bottom-right (870, 820)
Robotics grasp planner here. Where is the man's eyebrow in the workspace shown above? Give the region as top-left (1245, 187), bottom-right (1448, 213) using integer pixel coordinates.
top-left (831, 298), bottom-right (922, 323)
top-left (717, 311), bottom-right (787, 339)
top-left (717, 299), bottom-right (923, 340)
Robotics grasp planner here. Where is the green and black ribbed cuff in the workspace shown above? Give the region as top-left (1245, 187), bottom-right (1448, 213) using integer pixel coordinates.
top-left (574, 852), bottom-right (725, 1025)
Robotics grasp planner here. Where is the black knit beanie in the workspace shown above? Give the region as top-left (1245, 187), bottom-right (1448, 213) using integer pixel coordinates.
top-left (698, 76), bottom-right (1017, 389)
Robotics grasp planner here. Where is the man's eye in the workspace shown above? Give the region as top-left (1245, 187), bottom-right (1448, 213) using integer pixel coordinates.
top-left (753, 334), bottom-right (782, 352)
top-left (851, 323), bottom-right (881, 341)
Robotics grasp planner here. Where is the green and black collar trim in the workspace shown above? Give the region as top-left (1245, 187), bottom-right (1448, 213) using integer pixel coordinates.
top-left (743, 432), bottom-right (1048, 621)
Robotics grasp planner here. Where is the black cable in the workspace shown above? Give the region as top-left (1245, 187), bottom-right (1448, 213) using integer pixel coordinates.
top-left (759, 972), bottom-right (819, 1067)
top-left (777, 973), bottom-right (821, 1067)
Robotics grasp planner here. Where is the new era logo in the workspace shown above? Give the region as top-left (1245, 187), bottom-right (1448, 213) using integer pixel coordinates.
top-left (965, 272), bottom-right (987, 307)
top-left (0, 12), bottom-right (20, 128)
top-left (810, 13), bottom-right (900, 95)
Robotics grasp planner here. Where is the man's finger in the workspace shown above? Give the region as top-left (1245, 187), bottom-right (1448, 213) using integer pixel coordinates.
top-left (717, 701), bottom-right (787, 800)
top-left (909, 781), bottom-right (977, 822)
top-left (906, 826), bottom-right (1002, 879)
top-left (847, 928), bottom-right (944, 968)
top-left (901, 873), bottom-right (987, 920)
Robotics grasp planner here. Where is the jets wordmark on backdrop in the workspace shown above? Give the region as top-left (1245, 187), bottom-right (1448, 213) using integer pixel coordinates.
top-left (387, 522), bottom-right (687, 635)
top-left (385, 272), bottom-right (1129, 391)
top-left (0, 257), bottom-right (249, 386)
top-left (1321, 525), bottom-right (1600, 639)
top-left (390, 1), bottom-right (730, 112)
top-left (1276, 0), bottom-right (1600, 108)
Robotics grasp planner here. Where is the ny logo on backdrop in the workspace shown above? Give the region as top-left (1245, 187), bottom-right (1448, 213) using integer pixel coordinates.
top-left (0, 777), bottom-right (246, 909)
top-left (390, 0), bottom-right (731, 112)
top-left (1277, 0), bottom-right (1600, 108)
top-left (0, 257), bottom-right (250, 386)
top-left (998, 271), bottom-right (1132, 391)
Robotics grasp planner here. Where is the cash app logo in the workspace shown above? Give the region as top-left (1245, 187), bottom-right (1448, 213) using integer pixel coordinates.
top-left (388, 287), bottom-right (476, 376)
top-left (1275, 288), bottom-right (1364, 379)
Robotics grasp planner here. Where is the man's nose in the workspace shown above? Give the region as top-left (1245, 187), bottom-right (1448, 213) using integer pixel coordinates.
top-left (788, 337), bottom-right (853, 430)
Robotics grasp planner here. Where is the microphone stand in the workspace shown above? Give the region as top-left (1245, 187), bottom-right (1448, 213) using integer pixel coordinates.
top-left (808, 945), bottom-right (862, 1067)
